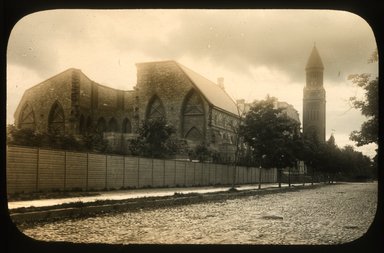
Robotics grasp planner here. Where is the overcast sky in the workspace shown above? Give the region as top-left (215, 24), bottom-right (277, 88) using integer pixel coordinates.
top-left (6, 9), bottom-right (378, 157)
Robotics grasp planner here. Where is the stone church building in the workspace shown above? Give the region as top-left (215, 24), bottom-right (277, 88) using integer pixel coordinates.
top-left (14, 60), bottom-right (240, 158)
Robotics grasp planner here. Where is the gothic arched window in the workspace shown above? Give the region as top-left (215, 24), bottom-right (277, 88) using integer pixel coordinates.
top-left (183, 91), bottom-right (204, 115)
top-left (96, 117), bottom-right (107, 133)
top-left (48, 101), bottom-right (65, 134)
top-left (18, 103), bottom-right (36, 130)
top-left (122, 118), bottom-right (132, 133)
top-left (108, 118), bottom-right (118, 132)
top-left (182, 89), bottom-right (205, 142)
top-left (185, 127), bottom-right (203, 142)
top-left (147, 95), bottom-right (165, 120)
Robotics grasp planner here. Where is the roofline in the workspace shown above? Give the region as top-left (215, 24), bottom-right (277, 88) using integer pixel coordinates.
top-left (23, 68), bottom-right (79, 93)
top-left (24, 68), bottom-right (131, 93)
top-left (135, 60), bottom-right (175, 67)
top-left (174, 62), bottom-right (239, 117)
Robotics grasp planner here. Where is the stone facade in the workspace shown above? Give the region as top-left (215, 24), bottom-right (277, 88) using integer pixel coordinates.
top-left (14, 61), bottom-right (239, 158)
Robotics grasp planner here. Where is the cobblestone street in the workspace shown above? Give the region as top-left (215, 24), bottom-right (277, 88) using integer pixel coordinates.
top-left (19, 182), bottom-right (377, 245)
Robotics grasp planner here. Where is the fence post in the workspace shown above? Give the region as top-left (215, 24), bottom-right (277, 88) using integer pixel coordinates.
top-left (193, 162), bottom-right (196, 186)
top-left (123, 156), bottom-right (126, 188)
top-left (163, 159), bottom-right (166, 187)
top-left (86, 152), bottom-right (89, 191)
top-left (152, 158), bottom-right (154, 187)
top-left (288, 166), bottom-right (291, 187)
top-left (36, 148), bottom-right (40, 192)
top-left (64, 151), bottom-right (67, 190)
top-left (208, 163), bottom-right (211, 185)
top-left (214, 164), bottom-right (217, 185)
top-left (201, 163), bottom-right (204, 185)
top-left (137, 157), bottom-right (140, 188)
top-left (105, 155), bottom-right (108, 189)
top-left (184, 162), bottom-right (187, 186)
top-left (174, 160), bottom-right (176, 186)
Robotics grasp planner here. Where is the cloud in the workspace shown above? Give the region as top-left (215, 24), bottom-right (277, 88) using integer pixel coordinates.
top-left (165, 10), bottom-right (377, 83)
top-left (7, 10), bottom-right (377, 84)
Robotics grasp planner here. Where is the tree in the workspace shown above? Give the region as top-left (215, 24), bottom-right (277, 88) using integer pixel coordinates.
top-left (80, 132), bottom-right (108, 153)
top-left (7, 124), bottom-right (44, 147)
top-left (240, 96), bottom-right (301, 187)
top-left (128, 118), bottom-right (178, 158)
top-left (7, 124), bottom-right (84, 151)
top-left (348, 49), bottom-right (378, 163)
top-left (339, 145), bottom-right (374, 181)
top-left (188, 142), bottom-right (215, 162)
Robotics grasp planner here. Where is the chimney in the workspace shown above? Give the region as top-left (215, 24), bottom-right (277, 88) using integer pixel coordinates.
top-left (236, 99), bottom-right (245, 105)
top-left (217, 77), bottom-right (224, 90)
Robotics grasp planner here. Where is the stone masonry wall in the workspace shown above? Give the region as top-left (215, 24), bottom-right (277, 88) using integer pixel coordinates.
top-left (135, 61), bottom-right (210, 143)
top-left (14, 69), bottom-right (75, 133)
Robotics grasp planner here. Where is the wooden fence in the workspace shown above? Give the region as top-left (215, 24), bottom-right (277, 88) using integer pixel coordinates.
top-left (6, 146), bottom-right (277, 193)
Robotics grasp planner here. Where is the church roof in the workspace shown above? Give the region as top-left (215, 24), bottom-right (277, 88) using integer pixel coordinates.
top-left (176, 62), bottom-right (239, 116)
top-left (306, 45), bottom-right (324, 70)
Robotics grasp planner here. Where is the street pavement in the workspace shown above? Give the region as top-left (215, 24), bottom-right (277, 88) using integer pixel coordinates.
top-left (18, 182), bottom-right (378, 244)
top-left (8, 183), bottom-right (302, 210)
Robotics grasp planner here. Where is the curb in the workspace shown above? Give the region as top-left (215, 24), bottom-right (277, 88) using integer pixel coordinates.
top-left (10, 184), bottom-right (323, 224)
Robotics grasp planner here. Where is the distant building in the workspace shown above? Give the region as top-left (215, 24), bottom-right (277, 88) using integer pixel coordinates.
top-left (14, 61), bottom-right (239, 158)
top-left (303, 45), bottom-right (326, 141)
top-left (236, 99), bottom-right (301, 125)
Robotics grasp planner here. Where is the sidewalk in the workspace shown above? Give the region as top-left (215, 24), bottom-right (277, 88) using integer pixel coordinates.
top-left (8, 183), bottom-right (305, 210)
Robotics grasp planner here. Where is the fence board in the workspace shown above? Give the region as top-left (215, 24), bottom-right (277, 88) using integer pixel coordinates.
top-left (185, 162), bottom-right (195, 186)
top-left (175, 161), bottom-right (186, 186)
top-left (193, 163), bottom-right (202, 186)
top-left (65, 152), bottom-right (87, 190)
top-left (7, 146), bottom-right (38, 193)
top-left (153, 159), bottom-right (165, 187)
top-left (138, 158), bottom-right (152, 187)
top-left (38, 149), bottom-right (65, 191)
top-left (88, 153), bottom-right (107, 190)
top-left (106, 155), bottom-right (124, 189)
top-left (164, 160), bottom-right (176, 187)
top-left (124, 157), bottom-right (139, 188)
top-left (6, 146), bottom-right (279, 193)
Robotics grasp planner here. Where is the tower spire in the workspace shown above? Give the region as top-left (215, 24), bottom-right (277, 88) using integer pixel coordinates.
top-left (303, 44), bottom-right (326, 142)
top-left (306, 45), bottom-right (324, 70)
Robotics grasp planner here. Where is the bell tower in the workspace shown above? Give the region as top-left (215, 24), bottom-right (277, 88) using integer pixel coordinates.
top-left (303, 45), bottom-right (326, 141)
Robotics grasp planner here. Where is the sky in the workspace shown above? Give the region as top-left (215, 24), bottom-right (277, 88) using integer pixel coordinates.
top-left (6, 9), bottom-right (378, 158)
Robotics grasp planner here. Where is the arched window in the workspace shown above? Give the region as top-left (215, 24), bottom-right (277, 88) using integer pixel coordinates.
top-left (146, 95), bottom-right (165, 120)
top-left (18, 103), bottom-right (36, 130)
top-left (183, 91), bottom-right (204, 115)
top-left (96, 117), bottom-right (106, 133)
top-left (122, 118), bottom-right (132, 133)
top-left (185, 127), bottom-right (203, 142)
top-left (182, 89), bottom-right (205, 142)
top-left (108, 118), bottom-right (118, 132)
top-left (48, 101), bottom-right (65, 134)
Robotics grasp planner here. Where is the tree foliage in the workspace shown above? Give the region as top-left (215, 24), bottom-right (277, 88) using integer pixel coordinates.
top-left (240, 96), bottom-right (301, 169)
top-left (348, 49), bottom-right (378, 147)
top-left (7, 124), bottom-right (108, 152)
top-left (128, 118), bottom-right (182, 158)
top-left (303, 134), bottom-right (374, 181)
